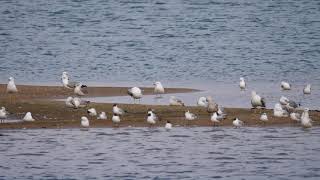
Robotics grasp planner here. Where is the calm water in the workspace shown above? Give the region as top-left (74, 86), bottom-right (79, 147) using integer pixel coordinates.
top-left (0, 127), bottom-right (320, 179)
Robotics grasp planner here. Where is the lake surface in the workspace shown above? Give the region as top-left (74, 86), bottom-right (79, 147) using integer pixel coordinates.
top-left (0, 0), bottom-right (319, 85)
top-left (0, 127), bottom-right (319, 179)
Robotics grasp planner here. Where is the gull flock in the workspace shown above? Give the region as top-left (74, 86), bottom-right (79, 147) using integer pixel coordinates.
top-left (0, 73), bottom-right (316, 129)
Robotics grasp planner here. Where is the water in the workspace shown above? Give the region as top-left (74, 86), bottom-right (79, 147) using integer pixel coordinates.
top-left (0, 127), bottom-right (319, 179)
top-left (0, 0), bottom-right (319, 85)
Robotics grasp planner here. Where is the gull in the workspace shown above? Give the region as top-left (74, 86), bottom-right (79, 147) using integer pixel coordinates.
top-left (74, 83), bottom-right (88, 96)
top-left (147, 112), bottom-right (157, 126)
top-left (279, 96), bottom-right (290, 106)
top-left (217, 106), bottom-right (226, 117)
top-left (211, 112), bottom-right (223, 126)
top-left (185, 110), bottom-right (197, 125)
top-left (97, 112), bottom-right (107, 120)
top-left (154, 81), bottom-right (165, 97)
top-left (169, 96), bottom-right (184, 106)
top-left (65, 97), bottom-right (75, 108)
top-left (233, 118), bottom-right (244, 128)
top-left (112, 114), bottom-right (121, 126)
top-left (61, 72), bottom-right (82, 89)
top-left (81, 116), bottom-right (90, 128)
top-left (113, 104), bottom-right (126, 116)
top-left (260, 113), bottom-right (268, 123)
top-left (147, 109), bottom-right (159, 121)
top-left (279, 96), bottom-right (300, 113)
top-left (281, 81), bottom-right (291, 90)
top-left (239, 77), bottom-right (246, 90)
top-left (206, 96), bottom-right (218, 113)
top-left (303, 84), bottom-right (311, 94)
top-left (87, 108), bottom-right (97, 116)
top-left (251, 91), bottom-right (266, 109)
top-left (0, 107), bottom-right (8, 123)
top-left (6, 77), bottom-right (18, 104)
top-left (197, 97), bottom-right (208, 107)
top-left (283, 99), bottom-right (300, 113)
top-left (7, 77), bottom-right (18, 93)
top-left (165, 121), bottom-right (172, 130)
top-left (23, 112), bottom-right (35, 122)
top-left (273, 103), bottom-right (288, 117)
top-left (127, 87), bottom-right (142, 103)
top-left (290, 112), bottom-right (301, 122)
top-left (71, 97), bottom-right (90, 109)
top-left (301, 108), bottom-right (312, 128)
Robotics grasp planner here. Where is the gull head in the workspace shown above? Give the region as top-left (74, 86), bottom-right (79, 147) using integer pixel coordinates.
top-left (81, 116), bottom-right (89, 121)
top-left (8, 77), bottom-right (14, 82)
top-left (304, 108), bottom-right (309, 112)
top-left (113, 104), bottom-right (117, 107)
top-left (251, 91), bottom-right (257, 96)
top-left (240, 77), bottom-right (244, 81)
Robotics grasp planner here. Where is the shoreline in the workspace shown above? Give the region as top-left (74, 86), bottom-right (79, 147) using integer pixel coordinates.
top-left (0, 84), bottom-right (319, 129)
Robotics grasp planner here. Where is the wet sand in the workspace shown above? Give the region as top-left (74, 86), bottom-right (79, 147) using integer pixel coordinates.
top-left (0, 84), bottom-right (319, 129)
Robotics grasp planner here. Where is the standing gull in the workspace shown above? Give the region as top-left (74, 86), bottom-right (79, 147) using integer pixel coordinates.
top-left (169, 96), bottom-right (184, 106)
top-left (281, 81), bottom-right (291, 90)
top-left (210, 112), bottom-right (223, 126)
top-left (0, 107), bottom-right (8, 123)
top-left (7, 77), bottom-right (18, 104)
top-left (7, 77), bottom-right (18, 93)
top-left (303, 84), bottom-right (311, 94)
top-left (147, 112), bottom-right (157, 127)
top-left (61, 72), bottom-right (82, 89)
top-left (113, 104), bottom-right (126, 116)
top-left (154, 81), bottom-right (165, 97)
top-left (251, 91), bottom-right (266, 109)
top-left (301, 108), bottom-right (312, 128)
top-left (206, 96), bottom-right (218, 113)
top-left (239, 77), bottom-right (246, 90)
top-left (112, 114), bottom-right (121, 127)
top-left (165, 121), bottom-right (172, 130)
top-left (81, 116), bottom-right (90, 128)
top-left (127, 87), bottom-right (142, 103)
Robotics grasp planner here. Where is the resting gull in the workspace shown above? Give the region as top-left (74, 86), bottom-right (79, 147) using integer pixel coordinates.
top-left (281, 81), bottom-right (291, 90)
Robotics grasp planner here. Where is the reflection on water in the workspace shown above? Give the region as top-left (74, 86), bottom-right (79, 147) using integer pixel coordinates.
top-left (0, 127), bottom-right (319, 179)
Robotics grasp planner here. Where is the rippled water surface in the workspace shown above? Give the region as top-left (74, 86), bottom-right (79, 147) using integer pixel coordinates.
top-left (0, 127), bottom-right (320, 179)
top-left (0, 0), bottom-right (319, 84)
